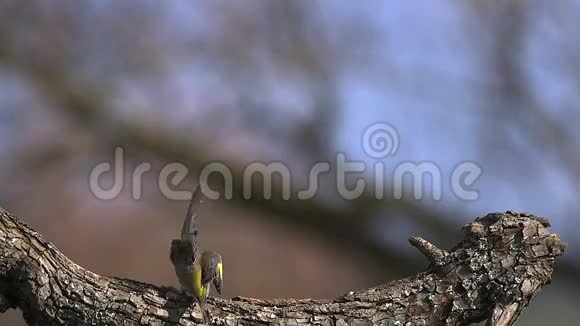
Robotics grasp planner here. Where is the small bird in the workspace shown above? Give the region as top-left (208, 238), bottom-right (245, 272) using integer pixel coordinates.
top-left (170, 186), bottom-right (223, 323)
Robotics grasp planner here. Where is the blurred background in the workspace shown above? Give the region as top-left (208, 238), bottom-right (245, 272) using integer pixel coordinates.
top-left (0, 1), bottom-right (579, 325)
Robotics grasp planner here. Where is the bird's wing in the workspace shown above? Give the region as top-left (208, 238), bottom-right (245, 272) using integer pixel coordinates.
top-left (180, 185), bottom-right (205, 261)
top-left (202, 253), bottom-right (223, 294)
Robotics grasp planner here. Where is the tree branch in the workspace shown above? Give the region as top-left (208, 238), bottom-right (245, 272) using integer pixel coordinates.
top-left (0, 207), bottom-right (566, 325)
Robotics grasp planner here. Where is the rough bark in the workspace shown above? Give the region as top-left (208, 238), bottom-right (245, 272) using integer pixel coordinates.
top-left (0, 207), bottom-right (566, 326)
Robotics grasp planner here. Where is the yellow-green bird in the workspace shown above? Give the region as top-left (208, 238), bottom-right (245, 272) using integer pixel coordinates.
top-left (170, 187), bottom-right (223, 323)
